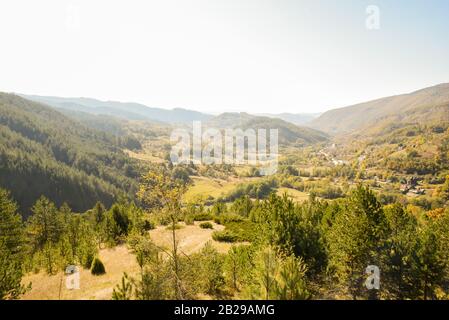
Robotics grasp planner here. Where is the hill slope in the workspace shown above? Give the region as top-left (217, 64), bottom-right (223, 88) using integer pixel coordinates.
top-left (0, 93), bottom-right (140, 216)
top-left (309, 83), bottom-right (449, 135)
top-left (206, 112), bottom-right (328, 145)
top-left (257, 112), bottom-right (321, 125)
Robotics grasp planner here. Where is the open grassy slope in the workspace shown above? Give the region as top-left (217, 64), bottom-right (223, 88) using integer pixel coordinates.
top-left (310, 83), bottom-right (449, 135)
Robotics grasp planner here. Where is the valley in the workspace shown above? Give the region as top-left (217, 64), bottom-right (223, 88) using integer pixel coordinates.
top-left (1, 83), bottom-right (449, 300)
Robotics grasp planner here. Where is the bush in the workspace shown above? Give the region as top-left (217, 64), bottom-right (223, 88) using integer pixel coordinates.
top-left (224, 179), bottom-right (278, 201)
top-left (193, 212), bottom-right (214, 221)
top-left (184, 214), bottom-right (195, 225)
top-left (171, 166), bottom-right (192, 184)
top-left (143, 217), bottom-right (156, 230)
top-left (212, 219), bottom-right (257, 242)
top-left (91, 257), bottom-right (106, 275)
top-left (165, 224), bottom-right (183, 230)
top-left (212, 230), bottom-right (239, 243)
top-left (199, 222), bottom-right (213, 229)
top-left (214, 213), bottom-right (244, 225)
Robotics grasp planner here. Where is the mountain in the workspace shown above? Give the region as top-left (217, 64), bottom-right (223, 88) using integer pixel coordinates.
top-left (309, 83), bottom-right (449, 135)
top-left (257, 112), bottom-right (321, 125)
top-left (20, 94), bottom-right (213, 124)
top-left (0, 93), bottom-right (141, 217)
top-left (205, 112), bottom-right (256, 128)
top-left (205, 112), bottom-right (328, 145)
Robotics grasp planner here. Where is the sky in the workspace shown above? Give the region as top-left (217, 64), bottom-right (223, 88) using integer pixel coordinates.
top-left (0, 0), bottom-right (449, 114)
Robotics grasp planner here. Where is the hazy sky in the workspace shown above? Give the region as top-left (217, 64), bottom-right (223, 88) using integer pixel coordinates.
top-left (1, 0), bottom-right (448, 114)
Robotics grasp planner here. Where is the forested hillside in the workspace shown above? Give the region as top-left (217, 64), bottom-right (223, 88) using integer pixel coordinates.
top-left (243, 116), bottom-right (328, 145)
top-left (309, 83), bottom-right (449, 134)
top-left (0, 93), bottom-right (141, 216)
top-left (206, 112), bottom-right (329, 145)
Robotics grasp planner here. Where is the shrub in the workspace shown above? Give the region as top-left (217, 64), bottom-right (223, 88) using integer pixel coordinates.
top-left (171, 166), bottom-right (191, 184)
top-left (184, 214), bottom-right (195, 225)
top-left (225, 221), bottom-right (258, 242)
top-left (212, 230), bottom-right (239, 243)
top-left (214, 213), bottom-right (244, 225)
top-left (157, 212), bottom-right (172, 226)
top-left (224, 179), bottom-right (277, 201)
top-left (193, 212), bottom-right (214, 221)
top-left (211, 202), bottom-right (227, 216)
top-left (165, 224), bottom-right (183, 231)
top-left (143, 217), bottom-right (156, 230)
top-left (199, 222), bottom-right (213, 229)
top-left (91, 257), bottom-right (106, 275)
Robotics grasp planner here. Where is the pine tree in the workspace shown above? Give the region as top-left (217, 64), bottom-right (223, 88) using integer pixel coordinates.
top-left (112, 273), bottom-right (133, 300)
top-left (326, 186), bottom-right (386, 299)
top-left (0, 242), bottom-right (29, 300)
top-left (0, 189), bottom-right (24, 255)
top-left (27, 196), bottom-right (64, 274)
top-left (381, 204), bottom-right (418, 299)
top-left (199, 242), bottom-right (226, 297)
top-left (250, 246), bottom-right (279, 300)
top-left (90, 257), bottom-right (106, 275)
top-left (275, 255), bottom-right (310, 300)
top-left (0, 189), bottom-right (28, 299)
top-left (413, 211), bottom-right (449, 300)
top-left (91, 202), bottom-right (107, 248)
top-left (224, 245), bottom-right (252, 291)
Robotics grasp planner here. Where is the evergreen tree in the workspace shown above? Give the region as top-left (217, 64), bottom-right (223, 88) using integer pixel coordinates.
top-left (0, 189), bottom-right (25, 255)
top-left (224, 245), bottom-right (252, 292)
top-left (91, 257), bottom-right (106, 275)
top-left (0, 242), bottom-right (29, 300)
top-left (326, 186), bottom-right (386, 299)
top-left (275, 255), bottom-right (310, 300)
top-left (112, 273), bottom-right (133, 300)
top-left (199, 242), bottom-right (226, 298)
top-left (249, 246), bottom-right (279, 300)
top-left (27, 196), bottom-right (64, 274)
top-left (413, 211), bottom-right (449, 300)
top-left (381, 204), bottom-right (418, 299)
top-left (0, 189), bottom-right (28, 299)
top-left (231, 196), bottom-right (253, 217)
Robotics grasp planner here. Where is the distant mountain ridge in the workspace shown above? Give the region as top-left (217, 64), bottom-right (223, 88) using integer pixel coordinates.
top-left (20, 94), bottom-right (213, 124)
top-left (257, 112), bottom-right (321, 125)
top-left (20, 94), bottom-right (323, 127)
top-left (309, 83), bottom-right (449, 135)
top-left (21, 83), bottom-right (449, 139)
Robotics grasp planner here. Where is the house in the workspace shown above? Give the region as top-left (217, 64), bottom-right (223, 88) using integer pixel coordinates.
top-left (400, 176), bottom-right (425, 195)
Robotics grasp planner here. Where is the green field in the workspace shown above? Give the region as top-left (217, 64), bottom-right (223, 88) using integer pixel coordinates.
top-left (276, 187), bottom-right (310, 202)
top-left (184, 176), bottom-right (255, 202)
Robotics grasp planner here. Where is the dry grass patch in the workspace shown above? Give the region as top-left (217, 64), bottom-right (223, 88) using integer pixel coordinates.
top-left (149, 221), bottom-right (232, 255)
top-left (21, 222), bottom-right (233, 300)
top-left (21, 245), bottom-right (140, 300)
